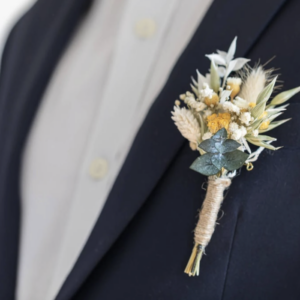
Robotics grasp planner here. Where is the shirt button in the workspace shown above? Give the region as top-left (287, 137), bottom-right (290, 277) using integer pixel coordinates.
top-left (89, 158), bottom-right (108, 180)
top-left (134, 18), bottom-right (156, 39)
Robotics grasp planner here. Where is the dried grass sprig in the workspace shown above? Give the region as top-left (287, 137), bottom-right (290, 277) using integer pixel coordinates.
top-left (171, 106), bottom-right (201, 150)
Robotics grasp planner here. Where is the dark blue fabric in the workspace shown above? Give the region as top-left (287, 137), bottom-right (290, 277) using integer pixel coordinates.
top-left (0, 0), bottom-right (300, 299)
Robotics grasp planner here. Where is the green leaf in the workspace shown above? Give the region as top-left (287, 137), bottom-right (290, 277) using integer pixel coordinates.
top-left (223, 150), bottom-right (249, 171)
top-left (269, 86), bottom-right (300, 106)
top-left (210, 61), bottom-right (220, 93)
top-left (198, 112), bottom-right (206, 138)
top-left (246, 137), bottom-right (276, 150)
top-left (199, 139), bottom-right (218, 153)
top-left (212, 128), bottom-right (227, 142)
top-left (249, 118), bottom-right (264, 130)
top-left (266, 104), bottom-right (289, 114)
top-left (251, 101), bottom-right (266, 119)
top-left (211, 153), bottom-right (227, 170)
top-left (268, 112), bottom-right (283, 122)
top-left (215, 139), bottom-right (240, 153)
top-left (256, 76), bottom-right (277, 104)
top-left (190, 153), bottom-right (220, 176)
top-left (251, 135), bottom-right (276, 141)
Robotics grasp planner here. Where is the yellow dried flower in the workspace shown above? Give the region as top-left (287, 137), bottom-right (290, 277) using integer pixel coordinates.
top-left (218, 113), bottom-right (231, 129)
top-left (207, 112), bottom-right (231, 134)
top-left (259, 119), bottom-right (271, 130)
top-left (248, 102), bottom-right (256, 108)
top-left (204, 93), bottom-right (219, 106)
top-left (207, 114), bottom-right (218, 133)
top-left (226, 77), bottom-right (242, 99)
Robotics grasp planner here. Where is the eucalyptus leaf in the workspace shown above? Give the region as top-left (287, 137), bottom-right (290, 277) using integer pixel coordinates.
top-left (210, 61), bottom-right (220, 93)
top-left (212, 128), bottom-right (227, 142)
top-left (190, 153), bottom-right (220, 176)
top-left (211, 153), bottom-right (227, 170)
top-left (251, 101), bottom-right (266, 119)
top-left (223, 150), bottom-right (249, 171)
top-left (256, 77), bottom-right (277, 104)
top-left (215, 139), bottom-right (240, 153)
top-left (269, 86), bottom-right (300, 106)
top-left (199, 139), bottom-right (218, 153)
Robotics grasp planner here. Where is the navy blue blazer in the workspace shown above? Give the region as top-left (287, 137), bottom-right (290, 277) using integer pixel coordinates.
top-left (0, 0), bottom-right (300, 299)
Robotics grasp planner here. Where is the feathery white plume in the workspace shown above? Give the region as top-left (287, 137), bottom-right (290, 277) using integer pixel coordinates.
top-left (238, 66), bottom-right (267, 103)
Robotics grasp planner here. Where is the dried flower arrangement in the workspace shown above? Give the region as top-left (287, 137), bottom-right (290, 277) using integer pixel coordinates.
top-left (171, 37), bottom-right (300, 277)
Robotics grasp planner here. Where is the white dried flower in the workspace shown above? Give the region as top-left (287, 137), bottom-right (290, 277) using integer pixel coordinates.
top-left (231, 130), bottom-right (242, 140)
top-left (222, 101), bottom-right (240, 115)
top-left (227, 77), bottom-right (242, 86)
top-left (240, 126), bottom-right (247, 136)
top-left (238, 66), bottom-right (267, 103)
top-left (184, 96), bottom-right (207, 112)
top-left (233, 96), bottom-right (249, 109)
top-left (202, 132), bottom-right (213, 140)
top-left (204, 109), bottom-right (212, 117)
top-left (175, 100), bottom-right (180, 106)
top-left (179, 94), bottom-right (186, 100)
top-left (239, 112), bottom-right (252, 125)
top-left (171, 106), bottom-right (201, 146)
top-left (219, 89), bottom-right (232, 103)
top-left (199, 83), bottom-right (214, 99)
top-left (194, 102), bottom-right (207, 112)
top-left (229, 122), bottom-right (239, 133)
top-left (252, 129), bottom-right (259, 137)
top-left (231, 125), bottom-right (247, 140)
top-left (194, 70), bottom-right (211, 94)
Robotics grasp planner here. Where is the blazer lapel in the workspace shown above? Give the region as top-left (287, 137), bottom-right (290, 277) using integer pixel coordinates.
top-left (0, 0), bottom-right (92, 298)
top-left (55, 0), bottom-right (288, 299)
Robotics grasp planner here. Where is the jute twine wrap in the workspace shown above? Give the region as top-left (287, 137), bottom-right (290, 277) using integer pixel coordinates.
top-left (194, 176), bottom-right (231, 247)
top-left (185, 176), bottom-right (231, 276)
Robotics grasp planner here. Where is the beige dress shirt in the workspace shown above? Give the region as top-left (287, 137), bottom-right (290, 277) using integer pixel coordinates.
top-left (17, 0), bottom-right (213, 299)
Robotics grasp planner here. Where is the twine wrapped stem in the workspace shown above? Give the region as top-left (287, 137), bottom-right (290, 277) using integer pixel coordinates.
top-left (185, 176), bottom-right (231, 276)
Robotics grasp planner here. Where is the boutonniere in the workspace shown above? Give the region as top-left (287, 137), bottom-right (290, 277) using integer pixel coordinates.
top-left (171, 37), bottom-right (300, 277)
